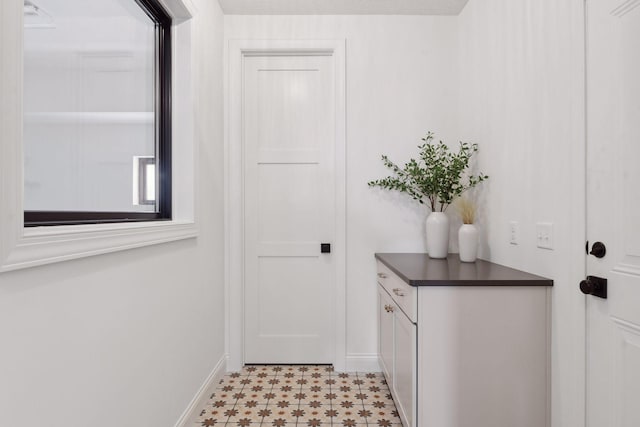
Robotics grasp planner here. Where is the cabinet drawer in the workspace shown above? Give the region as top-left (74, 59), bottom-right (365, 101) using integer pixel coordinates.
top-left (376, 261), bottom-right (417, 323)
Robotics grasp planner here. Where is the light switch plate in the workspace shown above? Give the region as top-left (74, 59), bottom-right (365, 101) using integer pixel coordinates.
top-left (509, 221), bottom-right (519, 245)
top-left (536, 222), bottom-right (554, 250)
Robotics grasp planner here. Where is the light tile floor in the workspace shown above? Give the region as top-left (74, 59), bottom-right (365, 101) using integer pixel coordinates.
top-left (195, 365), bottom-right (402, 427)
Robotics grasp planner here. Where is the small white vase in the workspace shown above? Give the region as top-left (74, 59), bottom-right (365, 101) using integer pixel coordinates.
top-left (458, 223), bottom-right (478, 262)
top-left (426, 212), bottom-right (449, 259)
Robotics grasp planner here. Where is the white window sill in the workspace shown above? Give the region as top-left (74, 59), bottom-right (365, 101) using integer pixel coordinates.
top-left (1, 221), bottom-right (197, 272)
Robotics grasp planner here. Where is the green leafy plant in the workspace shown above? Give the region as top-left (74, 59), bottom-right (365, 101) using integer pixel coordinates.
top-left (368, 132), bottom-right (488, 212)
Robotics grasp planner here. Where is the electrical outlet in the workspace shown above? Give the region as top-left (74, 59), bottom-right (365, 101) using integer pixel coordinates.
top-left (509, 221), bottom-right (519, 245)
top-left (536, 222), bottom-right (554, 250)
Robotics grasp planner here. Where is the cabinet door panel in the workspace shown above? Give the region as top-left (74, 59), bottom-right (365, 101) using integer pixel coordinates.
top-left (394, 309), bottom-right (416, 427)
top-left (378, 286), bottom-right (394, 383)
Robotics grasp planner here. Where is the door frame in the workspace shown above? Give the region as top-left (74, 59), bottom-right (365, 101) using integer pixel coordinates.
top-left (225, 39), bottom-right (347, 372)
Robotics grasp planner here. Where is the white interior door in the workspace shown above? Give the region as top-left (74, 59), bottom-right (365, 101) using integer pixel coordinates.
top-left (243, 54), bottom-right (336, 364)
top-left (586, 1), bottom-right (640, 426)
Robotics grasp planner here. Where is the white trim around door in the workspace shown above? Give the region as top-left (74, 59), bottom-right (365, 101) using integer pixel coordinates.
top-left (225, 39), bottom-right (346, 372)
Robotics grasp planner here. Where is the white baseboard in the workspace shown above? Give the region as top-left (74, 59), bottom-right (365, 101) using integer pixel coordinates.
top-left (344, 353), bottom-right (380, 372)
top-left (174, 354), bottom-right (227, 427)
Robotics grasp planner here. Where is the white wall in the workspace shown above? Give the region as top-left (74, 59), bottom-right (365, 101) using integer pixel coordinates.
top-left (225, 15), bottom-right (459, 365)
top-left (0, 1), bottom-right (225, 426)
top-left (457, 1), bottom-right (585, 426)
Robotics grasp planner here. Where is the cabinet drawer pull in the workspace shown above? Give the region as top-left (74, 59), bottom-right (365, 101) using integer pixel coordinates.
top-left (393, 288), bottom-right (406, 297)
top-left (377, 273), bottom-right (387, 279)
top-left (384, 304), bottom-right (394, 313)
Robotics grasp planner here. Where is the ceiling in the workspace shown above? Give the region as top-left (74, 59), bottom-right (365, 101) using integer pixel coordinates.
top-left (217, 0), bottom-right (470, 15)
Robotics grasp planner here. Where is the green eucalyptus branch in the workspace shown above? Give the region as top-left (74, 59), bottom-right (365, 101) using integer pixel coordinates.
top-left (368, 132), bottom-right (488, 212)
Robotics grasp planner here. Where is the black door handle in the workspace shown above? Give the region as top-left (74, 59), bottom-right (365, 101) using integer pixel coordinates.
top-left (321, 243), bottom-right (331, 253)
top-left (580, 275), bottom-right (607, 299)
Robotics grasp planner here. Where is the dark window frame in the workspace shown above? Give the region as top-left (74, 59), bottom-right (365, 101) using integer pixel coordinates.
top-left (24, 0), bottom-right (172, 227)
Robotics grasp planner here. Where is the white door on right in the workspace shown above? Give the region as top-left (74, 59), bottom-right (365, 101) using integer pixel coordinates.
top-left (586, 1), bottom-right (640, 426)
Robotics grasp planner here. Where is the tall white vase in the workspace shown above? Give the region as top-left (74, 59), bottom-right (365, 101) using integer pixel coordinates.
top-left (458, 223), bottom-right (479, 262)
top-left (426, 212), bottom-right (449, 259)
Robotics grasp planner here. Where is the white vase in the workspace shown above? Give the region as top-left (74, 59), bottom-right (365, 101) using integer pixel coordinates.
top-left (458, 223), bottom-right (478, 262)
top-left (426, 212), bottom-right (449, 259)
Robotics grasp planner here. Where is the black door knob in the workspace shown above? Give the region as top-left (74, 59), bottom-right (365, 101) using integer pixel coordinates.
top-left (589, 241), bottom-right (606, 258)
top-left (580, 275), bottom-right (607, 299)
top-left (580, 279), bottom-right (595, 294)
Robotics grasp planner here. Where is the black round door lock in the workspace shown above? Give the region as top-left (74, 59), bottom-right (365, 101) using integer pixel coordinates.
top-left (589, 241), bottom-right (606, 258)
top-left (580, 279), bottom-right (595, 295)
top-left (580, 276), bottom-right (607, 299)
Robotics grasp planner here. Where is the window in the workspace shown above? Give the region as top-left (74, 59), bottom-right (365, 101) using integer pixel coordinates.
top-left (23, 0), bottom-right (172, 226)
top-left (1, 0), bottom-right (194, 272)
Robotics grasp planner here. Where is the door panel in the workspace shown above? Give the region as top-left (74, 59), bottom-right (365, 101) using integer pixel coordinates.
top-left (378, 286), bottom-right (394, 382)
top-left (257, 164), bottom-right (320, 242)
top-left (613, 318), bottom-right (640, 427)
top-left (394, 307), bottom-right (416, 427)
top-left (586, 1), bottom-right (640, 426)
top-left (244, 55), bottom-right (336, 364)
top-left (255, 66), bottom-right (330, 151)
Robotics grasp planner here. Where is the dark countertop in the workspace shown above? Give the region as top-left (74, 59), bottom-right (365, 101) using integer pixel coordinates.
top-left (375, 253), bottom-right (553, 287)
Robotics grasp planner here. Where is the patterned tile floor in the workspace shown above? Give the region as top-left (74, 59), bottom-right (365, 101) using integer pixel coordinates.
top-left (195, 365), bottom-right (402, 427)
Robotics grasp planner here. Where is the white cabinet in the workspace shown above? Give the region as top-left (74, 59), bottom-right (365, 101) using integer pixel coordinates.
top-left (376, 254), bottom-right (551, 427)
top-left (377, 269), bottom-right (417, 427)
